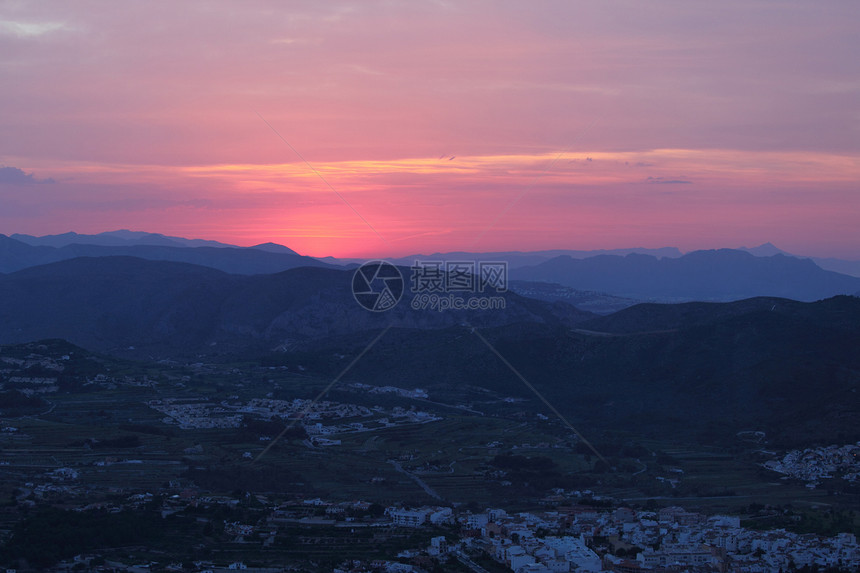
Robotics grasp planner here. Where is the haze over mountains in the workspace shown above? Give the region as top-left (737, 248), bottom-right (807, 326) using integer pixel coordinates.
top-left (0, 256), bottom-right (585, 356)
top-left (321, 247), bottom-right (685, 270)
top-left (11, 230), bottom-right (247, 250)
top-left (510, 249), bottom-right (860, 302)
top-left (739, 241), bottom-right (860, 278)
top-left (0, 231), bottom-right (858, 445)
top-left (0, 232), bottom-right (328, 276)
top-left (2, 231), bottom-right (860, 302)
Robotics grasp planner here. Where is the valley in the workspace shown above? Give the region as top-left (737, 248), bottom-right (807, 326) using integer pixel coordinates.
top-left (0, 338), bottom-right (857, 570)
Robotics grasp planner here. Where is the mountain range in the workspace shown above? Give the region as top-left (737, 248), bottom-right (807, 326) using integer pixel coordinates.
top-left (3, 232), bottom-right (860, 303)
top-left (510, 249), bottom-right (860, 302)
top-left (0, 256), bottom-right (589, 356)
top-left (263, 295), bottom-right (860, 447)
top-left (739, 242), bottom-right (860, 277)
top-left (11, 230), bottom-right (297, 255)
top-left (0, 235), bottom-right (858, 446)
top-left (321, 247), bottom-right (684, 269)
top-left (0, 233), bottom-right (327, 276)
top-left (9, 231), bottom-right (860, 276)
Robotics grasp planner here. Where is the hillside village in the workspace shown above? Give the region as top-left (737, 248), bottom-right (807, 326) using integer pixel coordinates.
top-left (763, 443), bottom-right (860, 489)
top-left (30, 490), bottom-right (860, 573)
top-left (148, 397), bottom-right (441, 436)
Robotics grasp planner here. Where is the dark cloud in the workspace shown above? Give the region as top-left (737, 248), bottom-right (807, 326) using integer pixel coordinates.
top-left (0, 166), bottom-right (55, 185)
top-left (645, 176), bottom-right (691, 184)
top-left (635, 162), bottom-right (655, 167)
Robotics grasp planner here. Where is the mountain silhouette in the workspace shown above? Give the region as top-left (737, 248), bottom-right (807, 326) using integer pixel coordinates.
top-left (0, 255), bottom-right (857, 446)
top-left (511, 249), bottom-right (860, 301)
top-left (0, 234), bottom-right (323, 275)
top-left (0, 256), bottom-right (592, 356)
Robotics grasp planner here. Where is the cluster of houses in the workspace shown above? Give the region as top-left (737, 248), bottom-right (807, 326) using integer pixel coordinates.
top-left (348, 383), bottom-right (430, 399)
top-left (0, 351), bottom-right (67, 395)
top-left (454, 505), bottom-right (860, 572)
top-left (762, 442), bottom-right (860, 488)
top-left (147, 397), bottom-right (441, 435)
top-left (17, 485), bottom-right (860, 573)
top-left (325, 502), bottom-right (860, 572)
top-left (148, 399), bottom-right (244, 429)
top-left (240, 397), bottom-right (373, 420)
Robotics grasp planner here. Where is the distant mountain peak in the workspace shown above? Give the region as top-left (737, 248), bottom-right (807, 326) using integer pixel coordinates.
top-left (100, 229), bottom-right (148, 239)
top-left (740, 242), bottom-right (791, 257)
top-left (248, 242), bottom-right (299, 255)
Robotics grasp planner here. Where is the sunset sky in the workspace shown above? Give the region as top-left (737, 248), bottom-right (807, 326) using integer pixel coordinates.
top-left (1, 1), bottom-right (859, 258)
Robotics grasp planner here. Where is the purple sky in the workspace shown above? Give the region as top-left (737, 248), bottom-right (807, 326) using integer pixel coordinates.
top-left (1, 1), bottom-right (859, 257)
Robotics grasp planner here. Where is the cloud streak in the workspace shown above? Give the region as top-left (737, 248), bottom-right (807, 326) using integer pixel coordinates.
top-left (0, 19), bottom-right (67, 38)
top-left (645, 176), bottom-right (691, 185)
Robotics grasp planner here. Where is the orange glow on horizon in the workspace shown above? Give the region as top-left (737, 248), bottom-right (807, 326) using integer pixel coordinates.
top-left (5, 147), bottom-right (860, 259)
